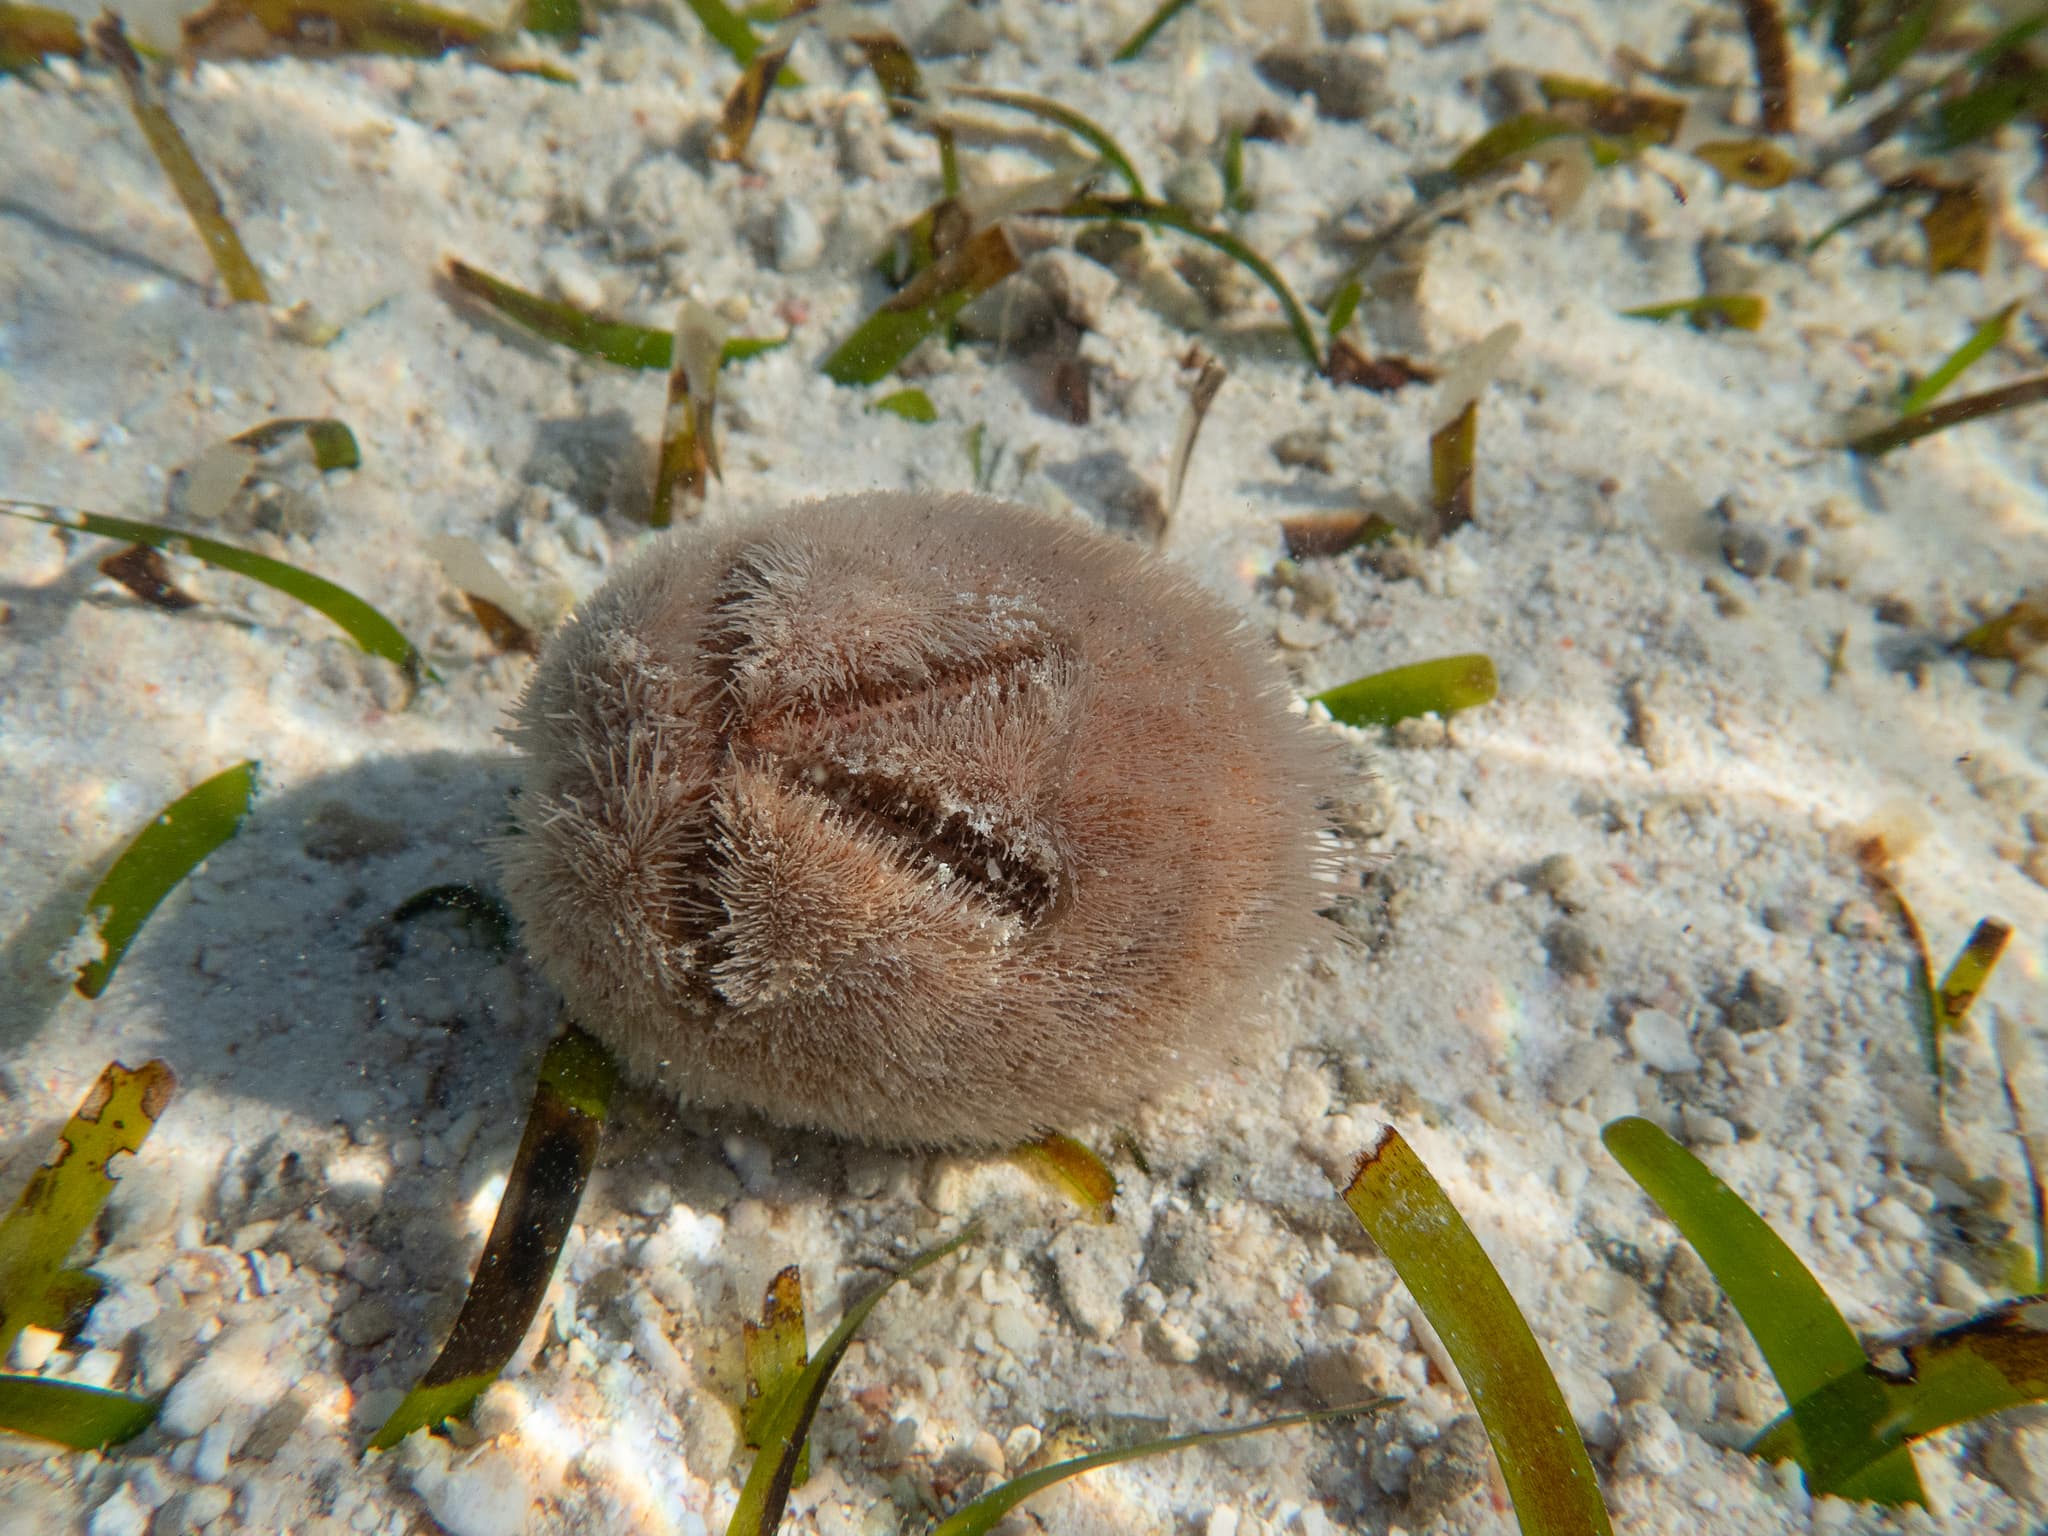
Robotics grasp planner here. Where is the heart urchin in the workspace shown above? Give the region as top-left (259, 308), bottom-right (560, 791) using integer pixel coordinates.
top-left (498, 491), bottom-right (1338, 1146)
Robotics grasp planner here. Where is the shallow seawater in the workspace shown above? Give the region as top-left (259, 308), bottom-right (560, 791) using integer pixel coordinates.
top-left (4, 3), bottom-right (2048, 1534)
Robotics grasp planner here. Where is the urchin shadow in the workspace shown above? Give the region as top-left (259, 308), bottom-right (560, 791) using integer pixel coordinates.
top-left (0, 747), bottom-right (918, 1292)
top-left (0, 744), bottom-right (946, 1414)
top-left (1, 753), bottom-right (536, 1225)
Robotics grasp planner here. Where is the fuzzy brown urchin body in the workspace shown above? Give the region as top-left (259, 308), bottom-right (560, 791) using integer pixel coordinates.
top-left (498, 491), bottom-right (1338, 1146)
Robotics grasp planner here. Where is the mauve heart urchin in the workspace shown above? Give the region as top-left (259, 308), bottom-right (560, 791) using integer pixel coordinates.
top-left (498, 491), bottom-right (1339, 1146)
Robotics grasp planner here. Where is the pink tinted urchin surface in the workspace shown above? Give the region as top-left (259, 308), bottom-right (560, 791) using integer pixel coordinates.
top-left (498, 492), bottom-right (1337, 1146)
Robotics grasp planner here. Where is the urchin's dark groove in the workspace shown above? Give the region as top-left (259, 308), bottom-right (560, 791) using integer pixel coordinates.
top-left (701, 575), bottom-right (1068, 925)
top-left (696, 557), bottom-right (768, 702)
top-left (737, 631), bottom-right (1064, 751)
top-left (764, 754), bottom-right (1061, 925)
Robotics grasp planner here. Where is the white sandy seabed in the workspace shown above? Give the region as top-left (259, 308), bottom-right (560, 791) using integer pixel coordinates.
top-left (4, 0), bottom-right (2048, 1532)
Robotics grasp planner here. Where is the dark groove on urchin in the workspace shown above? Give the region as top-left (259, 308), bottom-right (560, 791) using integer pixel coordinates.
top-left (696, 560), bottom-right (768, 733)
top-left (701, 543), bottom-right (1067, 747)
top-left (766, 754), bottom-right (1062, 926)
top-left (629, 548), bottom-right (781, 974)
top-left (735, 630), bottom-right (1066, 754)
top-left (687, 548), bottom-right (1076, 955)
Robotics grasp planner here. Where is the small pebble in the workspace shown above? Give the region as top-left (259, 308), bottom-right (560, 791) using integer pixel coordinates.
top-left (342, 1246), bottom-right (392, 1289)
top-left (70, 1347), bottom-right (124, 1388)
top-left (1146, 1209), bottom-right (1214, 1291)
top-left (82, 1278), bottom-right (161, 1347)
top-left (1544, 920), bottom-right (1604, 980)
top-left (192, 1420), bottom-right (234, 1483)
top-left (1547, 1038), bottom-right (1620, 1107)
top-left (990, 1303), bottom-right (1039, 1356)
top-left (1003, 1424), bottom-right (1042, 1467)
top-left (917, 1), bottom-right (996, 57)
top-left (1255, 46), bottom-right (1386, 120)
top-left (722, 1134), bottom-right (775, 1192)
top-left (1760, 901), bottom-right (1817, 935)
top-left (135, 1469), bottom-right (179, 1512)
top-left (1934, 1258), bottom-right (1990, 1311)
top-left (1392, 714), bottom-right (1448, 749)
top-left (302, 801), bottom-right (410, 862)
top-left (539, 251), bottom-right (606, 313)
top-left (964, 1429), bottom-right (1006, 1475)
top-left (1270, 427), bottom-right (1333, 473)
top-left (638, 1206), bottom-right (725, 1269)
top-left (1615, 1402), bottom-right (1688, 1477)
top-left (1772, 547), bottom-right (1813, 587)
top-left (1048, 1226), bottom-right (1139, 1340)
top-left (157, 1486), bottom-right (232, 1534)
top-left (1703, 574), bottom-right (1749, 617)
top-left (408, 1443), bottom-right (537, 1536)
top-left (1720, 528), bottom-right (1772, 578)
top-left (843, 1152), bottom-right (893, 1200)
top-left (280, 1219), bottom-right (346, 1274)
top-left (1679, 1106), bottom-right (1737, 1146)
top-left (1281, 1062), bottom-right (1332, 1124)
top-left (1531, 852), bottom-right (1589, 912)
top-left (629, 1180), bottom-right (674, 1218)
top-left (87, 1484), bottom-right (150, 1536)
top-left (1148, 1316), bottom-right (1201, 1362)
top-left (1861, 1197), bottom-right (1925, 1241)
top-left (472, 1382), bottom-right (528, 1443)
top-left (1625, 1009), bottom-right (1700, 1074)
top-left (771, 199), bottom-right (824, 272)
top-left (241, 1394), bottom-right (311, 1461)
top-left (8, 1324), bottom-right (60, 1372)
top-left (337, 1296), bottom-right (398, 1348)
top-left (1315, 1255), bottom-right (1378, 1312)
top-left (1659, 1246), bottom-right (1719, 1324)
top-left (135, 1308), bottom-right (209, 1397)
top-left (1726, 970), bottom-right (1794, 1033)
top-left (881, 1415), bottom-right (920, 1462)
top-left (1275, 611), bottom-right (1333, 650)
top-left (1165, 159), bottom-right (1227, 220)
